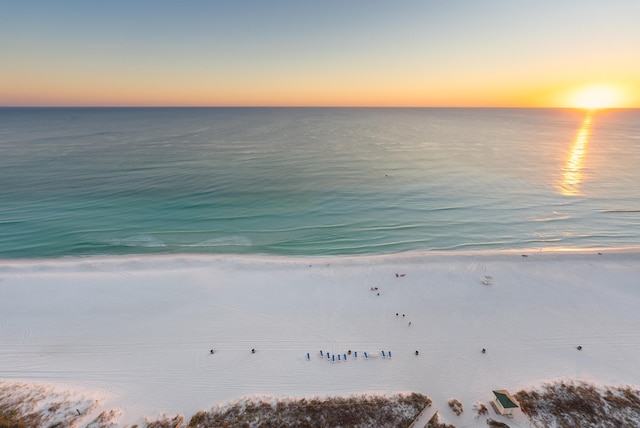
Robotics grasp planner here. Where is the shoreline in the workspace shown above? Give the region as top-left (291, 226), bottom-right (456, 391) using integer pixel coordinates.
top-left (2, 245), bottom-right (640, 268)
top-left (2, 248), bottom-right (640, 426)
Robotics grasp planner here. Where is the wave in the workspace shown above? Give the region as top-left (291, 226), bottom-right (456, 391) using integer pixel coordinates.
top-left (600, 209), bottom-right (640, 213)
top-left (531, 215), bottom-right (571, 222)
top-left (107, 235), bottom-right (167, 248)
top-left (0, 218), bottom-right (26, 225)
top-left (180, 236), bottom-right (252, 247)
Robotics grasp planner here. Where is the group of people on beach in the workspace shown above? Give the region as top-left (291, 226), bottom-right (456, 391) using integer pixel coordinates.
top-left (209, 346), bottom-right (583, 356)
top-left (209, 348), bottom-right (256, 354)
top-left (395, 312), bottom-right (411, 326)
top-left (209, 347), bottom-right (498, 357)
top-left (369, 272), bottom-right (407, 296)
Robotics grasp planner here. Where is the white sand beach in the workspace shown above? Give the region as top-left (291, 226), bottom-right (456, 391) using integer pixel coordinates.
top-left (1, 250), bottom-right (640, 426)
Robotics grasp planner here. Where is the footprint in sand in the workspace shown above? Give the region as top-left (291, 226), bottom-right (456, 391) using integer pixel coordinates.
top-left (19, 326), bottom-right (32, 344)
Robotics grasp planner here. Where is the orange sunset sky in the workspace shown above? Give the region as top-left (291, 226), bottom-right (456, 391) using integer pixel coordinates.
top-left (1, 1), bottom-right (639, 107)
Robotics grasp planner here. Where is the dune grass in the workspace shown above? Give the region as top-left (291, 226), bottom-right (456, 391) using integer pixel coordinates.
top-left (0, 381), bottom-right (98, 428)
top-left (447, 398), bottom-right (464, 416)
top-left (3, 380), bottom-right (640, 427)
top-left (187, 392), bottom-right (431, 428)
top-left (426, 411), bottom-right (455, 428)
top-left (515, 381), bottom-right (640, 428)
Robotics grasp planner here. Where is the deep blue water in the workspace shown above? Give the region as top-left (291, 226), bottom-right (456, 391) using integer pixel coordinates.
top-left (1, 107), bottom-right (639, 258)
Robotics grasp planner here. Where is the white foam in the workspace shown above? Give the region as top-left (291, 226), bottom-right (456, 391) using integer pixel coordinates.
top-left (108, 234), bottom-right (167, 247)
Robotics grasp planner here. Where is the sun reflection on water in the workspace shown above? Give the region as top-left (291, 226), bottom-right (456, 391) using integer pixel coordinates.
top-left (558, 111), bottom-right (593, 196)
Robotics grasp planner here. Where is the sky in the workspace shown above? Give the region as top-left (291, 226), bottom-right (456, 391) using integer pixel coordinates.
top-left (1, 0), bottom-right (640, 107)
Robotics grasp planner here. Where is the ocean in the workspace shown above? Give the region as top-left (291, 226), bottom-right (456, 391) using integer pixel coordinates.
top-left (1, 107), bottom-right (639, 259)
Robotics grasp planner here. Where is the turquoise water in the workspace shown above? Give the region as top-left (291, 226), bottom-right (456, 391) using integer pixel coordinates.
top-left (1, 107), bottom-right (639, 258)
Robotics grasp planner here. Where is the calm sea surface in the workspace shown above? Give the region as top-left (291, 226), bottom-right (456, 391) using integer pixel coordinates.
top-left (1, 107), bottom-right (639, 259)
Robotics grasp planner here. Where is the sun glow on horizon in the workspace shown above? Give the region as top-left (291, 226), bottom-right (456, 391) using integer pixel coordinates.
top-left (567, 84), bottom-right (624, 109)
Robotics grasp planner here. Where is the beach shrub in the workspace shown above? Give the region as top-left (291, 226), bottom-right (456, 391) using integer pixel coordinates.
top-left (486, 419), bottom-right (510, 428)
top-left (188, 411), bottom-right (207, 427)
top-left (187, 393), bottom-right (430, 428)
top-left (473, 402), bottom-right (488, 417)
top-left (1, 381), bottom-right (101, 428)
top-left (447, 398), bottom-right (464, 416)
top-left (0, 409), bottom-right (28, 428)
top-left (515, 381), bottom-right (640, 428)
top-left (86, 409), bottom-right (120, 427)
top-left (145, 414), bottom-right (184, 428)
top-left (426, 411), bottom-right (455, 428)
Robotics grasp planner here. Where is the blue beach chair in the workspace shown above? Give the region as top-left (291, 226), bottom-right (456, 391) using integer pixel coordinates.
top-left (337, 354), bottom-right (341, 362)
top-left (364, 352), bottom-right (369, 360)
top-left (332, 355), bottom-right (335, 363)
top-left (381, 350), bottom-right (386, 358)
top-left (354, 351), bottom-right (358, 358)
top-left (307, 353), bottom-right (310, 360)
top-left (320, 350), bottom-right (323, 357)
top-left (343, 353), bottom-right (347, 361)
top-left (388, 351), bottom-right (392, 359)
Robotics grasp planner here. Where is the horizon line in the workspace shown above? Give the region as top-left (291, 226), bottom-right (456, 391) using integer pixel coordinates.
top-left (1, 105), bottom-right (635, 110)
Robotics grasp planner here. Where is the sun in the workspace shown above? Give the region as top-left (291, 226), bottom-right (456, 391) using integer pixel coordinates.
top-left (569, 84), bottom-right (622, 109)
